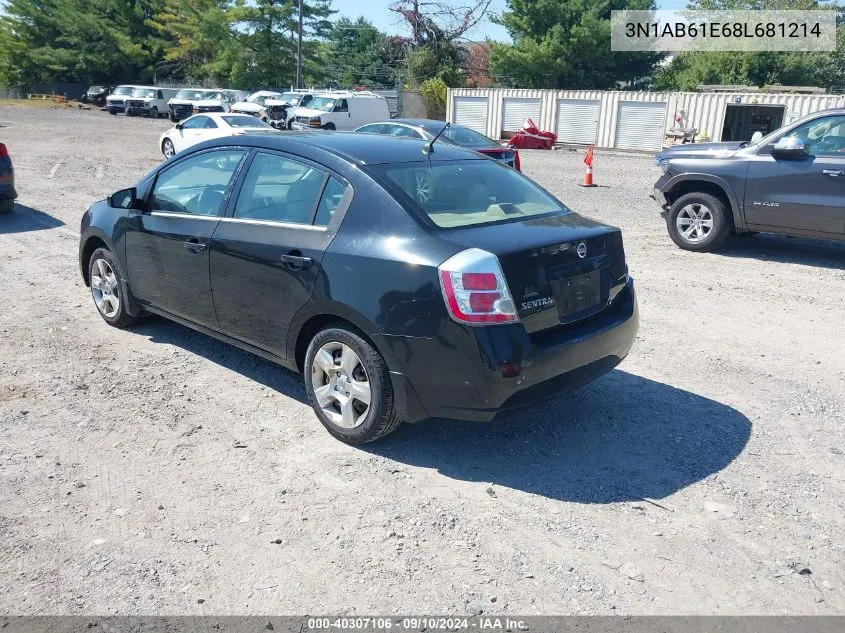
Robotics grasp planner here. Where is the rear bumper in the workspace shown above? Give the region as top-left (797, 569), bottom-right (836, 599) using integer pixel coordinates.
top-left (379, 278), bottom-right (639, 423)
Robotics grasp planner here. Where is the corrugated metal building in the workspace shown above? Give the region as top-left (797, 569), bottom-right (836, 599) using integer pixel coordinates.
top-left (447, 88), bottom-right (845, 151)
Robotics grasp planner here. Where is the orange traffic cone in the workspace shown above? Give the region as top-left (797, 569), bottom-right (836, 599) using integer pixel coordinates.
top-left (580, 144), bottom-right (597, 188)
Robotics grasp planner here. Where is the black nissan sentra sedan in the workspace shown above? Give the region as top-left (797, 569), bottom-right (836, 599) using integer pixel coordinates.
top-left (78, 132), bottom-right (638, 444)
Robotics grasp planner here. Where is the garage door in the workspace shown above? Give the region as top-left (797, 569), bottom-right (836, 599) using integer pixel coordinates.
top-left (556, 99), bottom-right (600, 145)
top-left (615, 101), bottom-right (667, 151)
top-left (502, 98), bottom-right (541, 134)
top-left (453, 97), bottom-right (488, 135)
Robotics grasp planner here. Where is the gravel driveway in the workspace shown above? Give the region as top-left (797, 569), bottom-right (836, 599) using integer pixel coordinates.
top-left (1, 106), bottom-right (843, 615)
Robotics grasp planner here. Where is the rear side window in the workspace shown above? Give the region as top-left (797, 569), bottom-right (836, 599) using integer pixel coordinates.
top-left (373, 160), bottom-right (565, 228)
top-left (234, 152), bottom-right (327, 225)
top-left (314, 177), bottom-right (350, 226)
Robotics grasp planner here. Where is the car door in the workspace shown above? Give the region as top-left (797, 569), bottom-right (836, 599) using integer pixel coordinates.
top-left (210, 150), bottom-right (352, 358)
top-left (125, 148), bottom-right (247, 328)
top-left (173, 115), bottom-right (209, 152)
top-left (333, 98), bottom-right (351, 129)
top-left (744, 114), bottom-right (845, 235)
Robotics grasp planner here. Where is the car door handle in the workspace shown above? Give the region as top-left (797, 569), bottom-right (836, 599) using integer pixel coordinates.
top-left (184, 239), bottom-right (207, 253)
top-left (822, 169), bottom-right (845, 177)
top-left (280, 253), bottom-right (312, 270)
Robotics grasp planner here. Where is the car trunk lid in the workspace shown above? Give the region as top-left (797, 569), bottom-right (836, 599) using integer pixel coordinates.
top-left (440, 213), bottom-right (628, 332)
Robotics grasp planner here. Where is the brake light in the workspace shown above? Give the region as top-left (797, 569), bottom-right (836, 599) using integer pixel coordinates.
top-left (438, 248), bottom-right (518, 325)
top-left (0, 143), bottom-right (7, 158)
top-left (514, 150), bottom-right (521, 172)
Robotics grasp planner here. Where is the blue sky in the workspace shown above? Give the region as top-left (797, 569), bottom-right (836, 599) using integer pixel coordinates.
top-left (331, 0), bottom-right (689, 42)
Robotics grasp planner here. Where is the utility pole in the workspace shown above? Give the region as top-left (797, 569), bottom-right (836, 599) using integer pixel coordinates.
top-left (295, 0), bottom-right (303, 88)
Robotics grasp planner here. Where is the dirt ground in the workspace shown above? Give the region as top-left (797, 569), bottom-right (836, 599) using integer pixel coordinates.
top-left (1, 105), bottom-right (843, 616)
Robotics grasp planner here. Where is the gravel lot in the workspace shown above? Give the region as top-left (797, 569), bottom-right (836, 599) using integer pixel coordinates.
top-left (1, 105), bottom-right (844, 616)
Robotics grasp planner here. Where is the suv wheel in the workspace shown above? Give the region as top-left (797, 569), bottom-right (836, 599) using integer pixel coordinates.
top-left (666, 192), bottom-right (731, 252)
top-left (149, 106), bottom-right (159, 118)
top-left (304, 327), bottom-right (401, 444)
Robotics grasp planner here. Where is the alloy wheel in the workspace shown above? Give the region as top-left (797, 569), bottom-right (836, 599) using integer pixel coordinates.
top-left (162, 139), bottom-right (175, 158)
top-left (311, 341), bottom-right (371, 429)
top-left (676, 203), bottom-right (714, 243)
top-left (90, 258), bottom-right (120, 319)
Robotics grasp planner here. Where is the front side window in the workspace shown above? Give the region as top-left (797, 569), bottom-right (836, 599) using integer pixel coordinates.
top-left (335, 99), bottom-right (348, 113)
top-left (781, 115), bottom-right (845, 156)
top-left (149, 150), bottom-right (245, 217)
top-left (357, 124), bottom-right (388, 135)
top-left (234, 152), bottom-right (327, 225)
top-left (372, 160), bottom-right (566, 229)
top-left (182, 116), bottom-right (209, 129)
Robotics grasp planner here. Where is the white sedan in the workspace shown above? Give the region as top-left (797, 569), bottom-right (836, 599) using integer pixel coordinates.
top-left (159, 113), bottom-right (276, 158)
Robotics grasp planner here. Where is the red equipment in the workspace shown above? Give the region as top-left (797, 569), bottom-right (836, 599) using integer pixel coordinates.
top-left (506, 118), bottom-right (556, 150)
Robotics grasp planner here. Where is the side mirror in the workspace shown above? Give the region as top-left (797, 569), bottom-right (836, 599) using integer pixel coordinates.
top-left (771, 136), bottom-right (808, 158)
top-left (109, 187), bottom-right (138, 210)
top-left (175, 123), bottom-right (184, 131)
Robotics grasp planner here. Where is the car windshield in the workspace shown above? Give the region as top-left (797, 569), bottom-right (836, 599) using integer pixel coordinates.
top-left (88, 86), bottom-right (105, 93)
top-left (175, 89), bottom-right (205, 100)
top-left (372, 160), bottom-right (565, 229)
top-left (113, 86), bottom-right (134, 96)
top-left (202, 91), bottom-right (224, 101)
top-left (422, 124), bottom-right (493, 148)
top-left (247, 93), bottom-right (275, 105)
top-left (309, 97), bottom-right (336, 112)
top-left (222, 116), bottom-right (272, 129)
top-left (131, 89), bottom-right (157, 98)
top-left (280, 93), bottom-right (301, 105)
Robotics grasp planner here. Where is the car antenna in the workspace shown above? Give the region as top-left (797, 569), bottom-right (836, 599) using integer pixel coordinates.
top-left (423, 122), bottom-right (450, 156)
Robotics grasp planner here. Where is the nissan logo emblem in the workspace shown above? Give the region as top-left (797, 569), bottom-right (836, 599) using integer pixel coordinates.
top-left (576, 242), bottom-right (587, 259)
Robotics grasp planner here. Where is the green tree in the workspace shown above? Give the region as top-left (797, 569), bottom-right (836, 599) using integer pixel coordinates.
top-left (1, 0), bottom-right (170, 85)
top-left (489, 0), bottom-right (663, 89)
top-left (324, 17), bottom-right (405, 88)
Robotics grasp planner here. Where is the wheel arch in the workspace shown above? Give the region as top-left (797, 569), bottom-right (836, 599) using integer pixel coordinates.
top-left (289, 304), bottom-right (383, 374)
top-left (79, 232), bottom-right (112, 287)
top-left (663, 174), bottom-right (745, 231)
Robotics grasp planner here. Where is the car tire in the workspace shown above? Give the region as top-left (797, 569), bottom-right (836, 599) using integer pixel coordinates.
top-left (88, 247), bottom-right (138, 329)
top-left (304, 326), bottom-right (401, 444)
top-left (149, 106), bottom-right (159, 119)
top-left (666, 192), bottom-right (731, 252)
top-left (0, 198), bottom-right (14, 214)
top-left (162, 138), bottom-right (175, 158)
top-left (109, 110), bottom-right (117, 115)
top-left (323, 123), bottom-right (336, 131)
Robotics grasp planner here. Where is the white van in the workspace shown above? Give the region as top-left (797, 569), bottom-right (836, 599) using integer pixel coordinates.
top-left (191, 89), bottom-right (235, 114)
top-left (230, 91), bottom-right (282, 120)
top-left (167, 88), bottom-right (207, 121)
top-left (290, 91), bottom-right (390, 131)
top-left (125, 86), bottom-right (178, 118)
top-left (105, 85), bottom-right (142, 115)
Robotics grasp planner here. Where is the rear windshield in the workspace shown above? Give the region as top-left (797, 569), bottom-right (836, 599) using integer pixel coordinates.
top-left (419, 124), bottom-right (493, 148)
top-left (222, 116), bottom-right (272, 128)
top-left (113, 86), bottom-right (134, 95)
top-left (175, 89), bottom-right (205, 100)
top-left (372, 160), bottom-right (565, 228)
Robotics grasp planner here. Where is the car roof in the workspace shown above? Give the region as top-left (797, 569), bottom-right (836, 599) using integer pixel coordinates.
top-left (194, 131), bottom-right (485, 165)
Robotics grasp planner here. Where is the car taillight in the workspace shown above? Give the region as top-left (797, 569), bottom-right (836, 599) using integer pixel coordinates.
top-left (0, 143), bottom-right (7, 158)
top-left (514, 150), bottom-right (521, 172)
top-left (438, 248), bottom-right (518, 325)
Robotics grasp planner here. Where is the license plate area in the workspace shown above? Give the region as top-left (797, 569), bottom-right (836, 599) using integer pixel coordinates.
top-left (552, 271), bottom-right (603, 320)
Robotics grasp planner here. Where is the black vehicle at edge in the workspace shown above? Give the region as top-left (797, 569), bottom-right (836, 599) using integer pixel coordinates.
top-left (78, 132), bottom-right (638, 443)
top-left (653, 108), bottom-right (845, 251)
